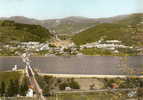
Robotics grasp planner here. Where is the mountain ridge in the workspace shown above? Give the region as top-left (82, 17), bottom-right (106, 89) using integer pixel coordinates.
top-left (72, 13), bottom-right (143, 47)
top-left (0, 14), bottom-right (132, 35)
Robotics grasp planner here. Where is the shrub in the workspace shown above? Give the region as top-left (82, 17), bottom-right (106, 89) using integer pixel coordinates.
top-left (59, 79), bottom-right (80, 90)
top-left (69, 79), bottom-right (80, 89)
top-left (59, 83), bottom-right (69, 90)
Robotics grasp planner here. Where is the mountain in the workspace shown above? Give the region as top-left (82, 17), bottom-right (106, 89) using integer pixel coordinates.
top-left (72, 13), bottom-right (143, 46)
top-left (0, 15), bottom-right (129, 35)
top-left (0, 16), bottom-right (40, 25)
top-left (0, 20), bottom-right (52, 43)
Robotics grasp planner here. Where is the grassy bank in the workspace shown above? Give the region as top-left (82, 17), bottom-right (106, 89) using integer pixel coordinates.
top-left (0, 71), bottom-right (22, 83)
top-left (57, 90), bottom-right (138, 100)
top-left (0, 90), bottom-right (140, 100)
top-left (80, 48), bottom-right (139, 56)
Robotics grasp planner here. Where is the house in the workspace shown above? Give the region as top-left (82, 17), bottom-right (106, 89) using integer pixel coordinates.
top-left (12, 65), bottom-right (17, 71)
top-left (65, 87), bottom-right (72, 91)
top-left (106, 40), bottom-right (121, 44)
top-left (26, 88), bottom-right (34, 97)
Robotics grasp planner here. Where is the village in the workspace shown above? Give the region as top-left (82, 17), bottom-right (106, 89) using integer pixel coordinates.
top-left (0, 37), bottom-right (140, 56)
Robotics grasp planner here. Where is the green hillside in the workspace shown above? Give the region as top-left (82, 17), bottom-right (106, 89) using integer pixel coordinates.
top-left (49, 22), bottom-right (95, 35)
top-left (72, 13), bottom-right (143, 46)
top-left (0, 20), bottom-right (52, 43)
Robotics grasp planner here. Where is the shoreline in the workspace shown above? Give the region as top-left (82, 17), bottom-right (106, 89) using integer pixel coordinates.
top-left (1, 70), bottom-right (143, 78)
top-left (0, 55), bottom-right (142, 58)
top-left (40, 73), bottom-right (143, 78)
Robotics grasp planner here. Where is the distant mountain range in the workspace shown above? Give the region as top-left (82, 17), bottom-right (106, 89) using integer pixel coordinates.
top-left (0, 14), bottom-right (129, 35)
top-left (1, 13), bottom-right (143, 47)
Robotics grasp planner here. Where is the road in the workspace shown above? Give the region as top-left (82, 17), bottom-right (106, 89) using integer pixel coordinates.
top-left (56, 88), bottom-right (137, 94)
top-left (21, 53), bottom-right (46, 100)
top-left (27, 65), bottom-right (46, 100)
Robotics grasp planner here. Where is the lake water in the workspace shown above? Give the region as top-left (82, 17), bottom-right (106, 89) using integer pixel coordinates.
top-left (0, 56), bottom-right (143, 75)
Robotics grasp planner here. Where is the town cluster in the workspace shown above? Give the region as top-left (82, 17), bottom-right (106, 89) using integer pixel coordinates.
top-left (0, 38), bottom-right (140, 56)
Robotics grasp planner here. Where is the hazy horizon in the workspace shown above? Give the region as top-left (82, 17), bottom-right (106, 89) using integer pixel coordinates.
top-left (0, 12), bottom-right (142, 20)
top-left (0, 0), bottom-right (143, 20)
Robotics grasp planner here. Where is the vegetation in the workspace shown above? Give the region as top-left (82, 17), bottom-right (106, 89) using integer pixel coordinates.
top-left (57, 91), bottom-right (137, 100)
top-left (0, 20), bottom-right (52, 43)
top-left (36, 74), bottom-right (80, 95)
top-left (117, 48), bottom-right (139, 56)
top-left (1, 71), bottom-right (143, 98)
top-left (48, 20), bottom-right (96, 35)
top-left (58, 34), bottom-right (73, 40)
top-left (72, 14), bottom-right (143, 47)
top-left (35, 50), bottom-right (49, 56)
top-left (0, 71), bottom-right (29, 97)
top-left (80, 48), bottom-right (112, 56)
top-left (0, 71), bottom-right (21, 82)
top-left (35, 75), bottom-right (56, 96)
top-left (73, 23), bottom-right (129, 45)
top-left (100, 77), bottom-right (143, 89)
top-left (0, 78), bottom-right (28, 97)
top-left (19, 77), bottom-right (29, 96)
top-left (59, 78), bottom-right (80, 90)
top-left (0, 47), bottom-right (25, 56)
top-left (80, 47), bottom-right (139, 56)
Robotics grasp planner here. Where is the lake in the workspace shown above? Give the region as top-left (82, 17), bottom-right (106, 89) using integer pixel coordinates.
top-left (0, 56), bottom-right (143, 75)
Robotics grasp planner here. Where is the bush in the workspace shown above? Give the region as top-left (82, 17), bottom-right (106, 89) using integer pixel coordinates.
top-left (59, 79), bottom-right (80, 90)
top-left (69, 79), bottom-right (80, 89)
top-left (59, 83), bottom-right (69, 90)
top-left (80, 48), bottom-right (112, 56)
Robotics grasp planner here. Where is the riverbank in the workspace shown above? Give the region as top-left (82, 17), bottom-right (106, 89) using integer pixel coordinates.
top-left (40, 73), bottom-right (143, 78)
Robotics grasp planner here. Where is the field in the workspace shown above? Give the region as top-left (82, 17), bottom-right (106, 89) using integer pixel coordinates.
top-left (0, 71), bottom-right (23, 83)
top-left (0, 90), bottom-right (141, 100)
top-left (0, 71), bottom-right (143, 100)
top-left (56, 90), bottom-right (138, 100)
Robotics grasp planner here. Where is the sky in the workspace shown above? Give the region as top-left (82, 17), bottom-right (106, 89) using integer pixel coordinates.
top-left (0, 0), bottom-right (142, 19)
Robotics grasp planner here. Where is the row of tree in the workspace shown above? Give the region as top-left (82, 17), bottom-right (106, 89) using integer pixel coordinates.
top-left (0, 77), bottom-right (29, 97)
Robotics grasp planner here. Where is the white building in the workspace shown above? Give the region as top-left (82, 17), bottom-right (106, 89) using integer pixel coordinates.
top-left (12, 65), bottom-right (17, 71)
top-left (80, 40), bottom-right (130, 50)
top-left (65, 87), bottom-right (72, 91)
top-left (26, 88), bottom-right (34, 97)
top-left (106, 40), bottom-right (121, 43)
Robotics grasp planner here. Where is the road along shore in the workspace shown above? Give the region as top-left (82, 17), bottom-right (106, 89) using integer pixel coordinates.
top-left (39, 73), bottom-right (143, 78)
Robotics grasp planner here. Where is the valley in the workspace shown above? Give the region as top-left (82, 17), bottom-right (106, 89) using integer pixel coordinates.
top-left (1, 13), bottom-right (143, 56)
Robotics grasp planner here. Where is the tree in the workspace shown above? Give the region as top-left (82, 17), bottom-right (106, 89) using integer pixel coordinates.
top-left (6, 80), bottom-right (20, 97)
top-left (59, 78), bottom-right (80, 90)
top-left (0, 81), bottom-right (6, 96)
top-left (19, 78), bottom-right (29, 96)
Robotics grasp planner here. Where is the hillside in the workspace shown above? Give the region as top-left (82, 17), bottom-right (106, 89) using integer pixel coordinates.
top-left (72, 13), bottom-right (143, 47)
top-left (1, 16), bottom-right (97, 35)
top-left (0, 15), bottom-right (129, 35)
top-left (0, 20), bottom-right (52, 43)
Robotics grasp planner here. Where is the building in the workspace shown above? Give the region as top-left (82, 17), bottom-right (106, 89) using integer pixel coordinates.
top-left (12, 65), bottom-right (17, 71)
top-left (26, 88), bottom-right (34, 97)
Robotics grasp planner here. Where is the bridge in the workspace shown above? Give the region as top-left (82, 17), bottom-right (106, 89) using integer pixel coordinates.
top-left (22, 53), bottom-right (46, 100)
